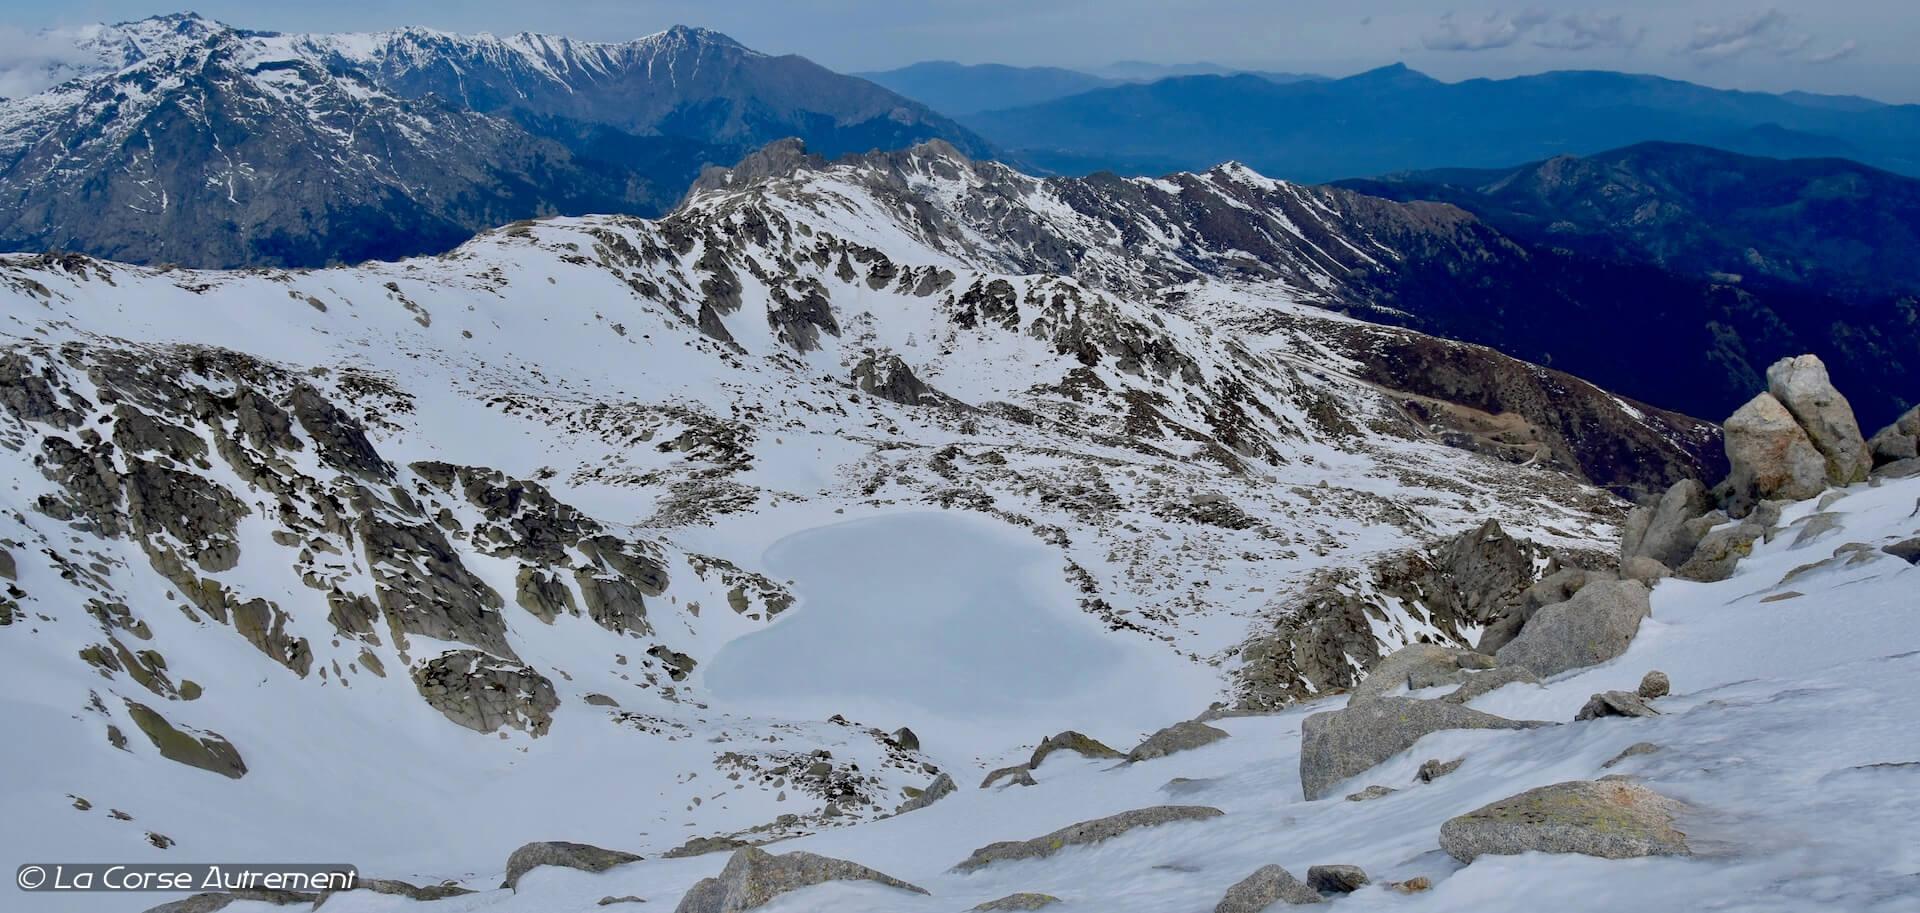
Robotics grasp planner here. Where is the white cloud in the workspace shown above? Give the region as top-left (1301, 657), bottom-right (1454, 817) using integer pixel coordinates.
top-left (1537, 12), bottom-right (1645, 51)
top-left (1806, 39), bottom-right (1859, 65)
top-left (1422, 9), bottom-right (1552, 52)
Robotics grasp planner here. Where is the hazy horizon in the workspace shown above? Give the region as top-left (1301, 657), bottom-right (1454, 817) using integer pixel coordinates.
top-left (0, 1), bottom-right (1916, 104)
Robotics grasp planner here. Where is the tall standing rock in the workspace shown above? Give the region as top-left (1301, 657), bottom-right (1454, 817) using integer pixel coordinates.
top-left (1722, 393), bottom-right (1828, 507)
top-left (1620, 479), bottom-right (1712, 569)
top-left (1765, 355), bottom-right (1871, 486)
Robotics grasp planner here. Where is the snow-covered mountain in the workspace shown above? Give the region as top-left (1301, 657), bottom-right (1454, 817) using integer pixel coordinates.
top-left (0, 134), bottom-right (1751, 912)
top-left (0, 14), bottom-right (991, 268)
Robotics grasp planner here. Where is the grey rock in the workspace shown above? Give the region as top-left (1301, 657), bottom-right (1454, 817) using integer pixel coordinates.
top-left (663, 836), bottom-right (752, 859)
top-left (1300, 697), bottom-right (1551, 800)
top-left (952, 806), bottom-right (1224, 873)
top-left (981, 765), bottom-right (1037, 788)
top-left (1620, 556), bottom-right (1671, 583)
top-left (1213, 864), bottom-right (1325, 910)
top-left (1350, 643), bottom-right (1477, 703)
top-left (1622, 479), bottom-right (1712, 568)
top-left (1602, 742), bottom-right (1661, 769)
top-left (1638, 670), bottom-right (1671, 699)
top-left (1868, 416), bottom-right (1919, 466)
top-left (1028, 730), bottom-right (1125, 767)
top-left (123, 701), bottom-right (246, 779)
top-left (1439, 779), bottom-right (1692, 863)
top-left (1875, 457), bottom-right (1920, 479)
top-left (1416, 757), bottom-right (1465, 782)
top-left (414, 650), bottom-right (560, 737)
top-left (1345, 785), bottom-right (1398, 802)
top-left (1575, 690), bottom-right (1660, 721)
top-left (1884, 538), bottom-right (1920, 564)
top-left (1723, 392), bottom-right (1830, 507)
top-left (599, 897), bottom-right (647, 906)
top-left (851, 353), bottom-right (940, 406)
top-left (1160, 776), bottom-right (1222, 797)
top-left (1767, 355), bottom-right (1872, 486)
top-left (890, 726), bottom-right (920, 751)
top-left (140, 895), bottom-right (237, 913)
top-left (503, 841), bottom-right (643, 890)
top-left (1791, 512), bottom-right (1844, 547)
top-left (1675, 520), bottom-right (1766, 582)
top-left (897, 772), bottom-right (956, 814)
top-left (974, 893), bottom-right (1062, 911)
top-left (315, 878), bottom-right (475, 906)
top-left (1441, 666), bottom-right (1541, 704)
top-left (675, 847), bottom-right (927, 913)
top-left (1494, 579), bottom-right (1650, 679)
top-left (1128, 720), bottom-right (1230, 762)
top-left (1305, 864), bottom-right (1371, 894)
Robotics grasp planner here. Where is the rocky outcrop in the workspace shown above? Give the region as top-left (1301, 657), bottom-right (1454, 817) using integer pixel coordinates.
top-left (674, 847), bottom-right (927, 913)
top-left (1868, 406), bottom-right (1920, 466)
top-left (1439, 780), bottom-right (1691, 863)
top-left (1212, 864), bottom-right (1325, 909)
top-left (1574, 690), bottom-right (1659, 721)
top-left (123, 701), bottom-right (246, 779)
top-left (1766, 355), bottom-right (1872, 486)
top-left (412, 651), bottom-right (560, 737)
top-left (974, 894), bottom-right (1062, 911)
top-left (851, 353), bottom-right (941, 406)
top-left (1722, 393), bottom-right (1830, 509)
top-left (896, 772), bottom-right (955, 814)
top-left (982, 766), bottom-right (1038, 788)
top-left (1028, 730), bottom-right (1125, 767)
top-left (1350, 643), bottom-right (1492, 702)
top-left (1299, 697), bottom-right (1551, 800)
top-left (952, 806), bottom-right (1224, 872)
top-left (1494, 579), bottom-right (1650, 679)
top-left (1441, 666), bottom-right (1541, 704)
top-left (1127, 720), bottom-right (1229, 762)
top-left (502, 841), bottom-right (643, 890)
top-left (1305, 864), bottom-right (1370, 895)
top-left (1620, 479), bottom-right (1712, 568)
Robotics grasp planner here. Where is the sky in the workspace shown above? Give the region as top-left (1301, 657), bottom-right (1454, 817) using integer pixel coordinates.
top-left (1, 1), bottom-right (1916, 103)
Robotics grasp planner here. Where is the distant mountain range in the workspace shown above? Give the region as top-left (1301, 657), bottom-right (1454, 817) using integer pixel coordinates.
top-left (960, 64), bottom-right (1920, 182)
top-left (1337, 141), bottom-right (1920, 305)
top-left (0, 14), bottom-right (992, 268)
top-left (855, 61), bottom-right (1322, 116)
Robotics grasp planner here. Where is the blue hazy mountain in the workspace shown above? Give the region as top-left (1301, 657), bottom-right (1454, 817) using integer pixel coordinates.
top-left (962, 65), bottom-right (1920, 182)
top-left (857, 60), bottom-right (1323, 116)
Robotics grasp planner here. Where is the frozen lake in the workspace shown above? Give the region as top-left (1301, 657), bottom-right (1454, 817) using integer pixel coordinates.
top-left (702, 510), bottom-right (1208, 748)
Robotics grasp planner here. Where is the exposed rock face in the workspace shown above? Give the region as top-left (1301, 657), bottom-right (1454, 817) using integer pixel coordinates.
top-left (502, 841), bottom-right (643, 890)
top-left (1028, 731), bottom-right (1125, 767)
top-left (1723, 393), bottom-right (1830, 509)
top-left (952, 806), bottom-right (1224, 872)
top-left (1441, 666), bottom-right (1541, 704)
top-left (1638, 670), bottom-right (1671, 699)
top-left (1305, 864), bottom-right (1371, 894)
top-left (123, 701), bottom-right (246, 779)
top-left (1127, 721), bottom-right (1230, 762)
top-left (674, 847), bottom-right (928, 913)
top-left (412, 651), bottom-right (560, 737)
top-left (1602, 742), bottom-right (1661, 769)
top-left (1621, 479), bottom-right (1713, 568)
top-left (974, 894), bottom-right (1062, 911)
top-left (1766, 355), bottom-right (1872, 486)
top-left (1212, 864), bottom-right (1325, 910)
top-left (1299, 697), bottom-right (1551, 800)
top-left (1494, 579), bottom-right (1651, 679)
top-left (982, 766), bottom-right (1039, 788)
top-left (1350, 643), bottom-right (1489, 702)
top-left (1620, 556), bottom-right (1672, 583)
top-left (1345, 785), bottom-right (1398, 802)
top-left (1439, 780), bottom-right (1692, 863)
top-left (1417, 757), bottom-right (1465, 782)
top-left (896, 772), bottom-right (956, 814)
top-left (1575, 691), bottom-right (1660, 721)
top-left (851, 353), bottom-right (940, 406)
top-left (1868, 406), bottom-right (1920, 466)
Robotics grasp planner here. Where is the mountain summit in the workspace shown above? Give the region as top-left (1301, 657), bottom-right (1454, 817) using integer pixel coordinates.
top-left (0, 15), bottom-right (992, 268)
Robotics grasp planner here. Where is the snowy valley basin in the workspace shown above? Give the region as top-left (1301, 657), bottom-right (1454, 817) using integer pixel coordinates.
top-left (703, 511), bottom-right (1213, 753)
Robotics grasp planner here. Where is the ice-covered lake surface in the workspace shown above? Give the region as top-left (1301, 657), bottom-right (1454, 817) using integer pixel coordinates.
top-left (704, 511), bottom-right (1211, 751)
